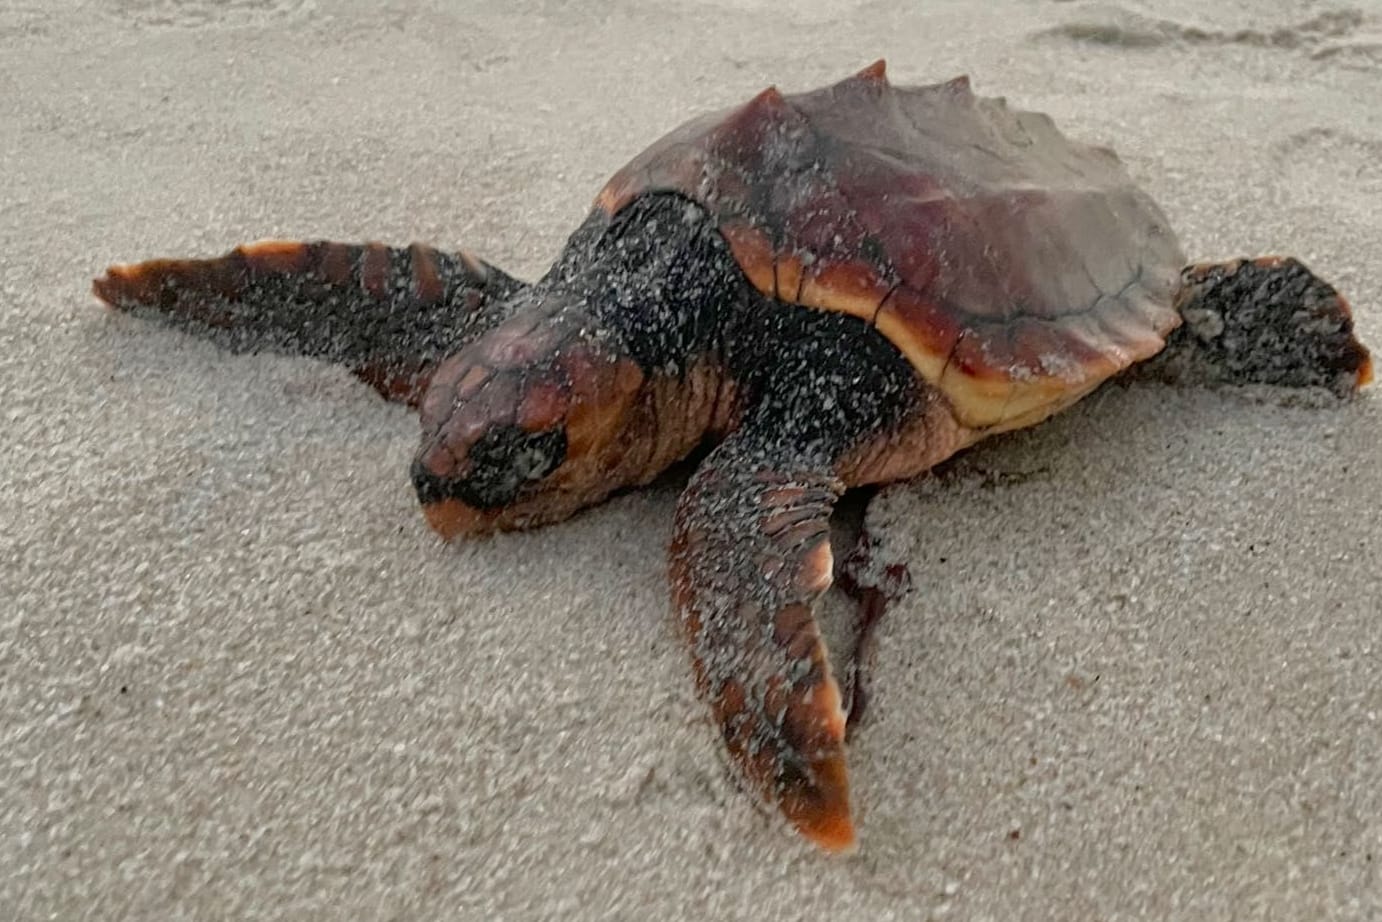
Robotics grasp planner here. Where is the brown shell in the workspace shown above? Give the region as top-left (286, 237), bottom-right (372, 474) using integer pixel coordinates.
top-left (596, 61), bottom-right (1187, 430)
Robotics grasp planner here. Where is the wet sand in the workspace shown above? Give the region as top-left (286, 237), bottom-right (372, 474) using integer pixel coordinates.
top-left (3, 0), bottom-right (1380, 917)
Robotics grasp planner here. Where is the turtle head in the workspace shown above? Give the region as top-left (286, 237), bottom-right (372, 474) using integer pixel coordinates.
top-left (409, 312), bottom-right (648, 538)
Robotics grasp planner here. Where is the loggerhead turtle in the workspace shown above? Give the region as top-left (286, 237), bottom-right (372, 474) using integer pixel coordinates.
top-left (94, 61), bottom-right (1372, 853)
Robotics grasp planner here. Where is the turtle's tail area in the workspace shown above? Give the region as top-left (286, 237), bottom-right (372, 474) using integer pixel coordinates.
top-left (93, 240), bottom-right (528, 407)
top-left (1158, 256), bottom-right (1372, 398)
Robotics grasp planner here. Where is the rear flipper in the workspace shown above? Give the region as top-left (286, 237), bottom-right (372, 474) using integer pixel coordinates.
top-left (1147, 257), bottom-right (1372, 398)
top-left (93, 240), bottom-right (528, 406)
top-left (835, 520), bottom-right (913, 736)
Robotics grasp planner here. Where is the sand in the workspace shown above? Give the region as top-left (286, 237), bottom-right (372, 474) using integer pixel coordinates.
top-left (3, 0), bottom-right (1381, 918)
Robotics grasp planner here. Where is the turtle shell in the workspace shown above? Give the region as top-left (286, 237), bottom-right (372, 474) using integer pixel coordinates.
top-left (595, 61), bottom-right (1187, 431)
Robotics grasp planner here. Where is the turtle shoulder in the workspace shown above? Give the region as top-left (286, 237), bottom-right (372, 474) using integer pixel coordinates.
top-left (594, 62), bottom-right (1188, 431)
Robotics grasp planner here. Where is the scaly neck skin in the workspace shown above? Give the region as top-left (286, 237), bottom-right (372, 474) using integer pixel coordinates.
top-left (542, 190), bottom-right (751, 438)
top-left (544, 193), bottom-right (737, 376)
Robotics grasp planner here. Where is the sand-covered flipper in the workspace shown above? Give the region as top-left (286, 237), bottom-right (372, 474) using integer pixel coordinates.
top-left (1151, 257), bottom-right (1373, 397)
top-left (670, 439), bottom-right (855, 852)
top-left (94, 240), bottom-right (528, 405)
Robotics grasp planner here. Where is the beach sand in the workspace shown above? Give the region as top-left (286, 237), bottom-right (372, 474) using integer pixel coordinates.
top-left (3, 0), bottom-right (1380, 917)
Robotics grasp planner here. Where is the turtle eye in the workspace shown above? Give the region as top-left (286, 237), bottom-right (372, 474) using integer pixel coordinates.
top-left (412, 425), bottom-right (567, 510)
top-left (468, 425), bottom-right (567, 500)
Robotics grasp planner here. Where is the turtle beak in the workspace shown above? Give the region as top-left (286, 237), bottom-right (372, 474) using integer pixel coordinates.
top-left (409, 422), bottom-right (570, 539)
top-left (410, 460), bottom-right (501, 539)
top-left (419, 498), bottom-right (497, 540)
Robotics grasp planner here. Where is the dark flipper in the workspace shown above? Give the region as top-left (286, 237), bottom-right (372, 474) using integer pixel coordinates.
top-left (669, 304), bottom-right (924, 852)
top-left (93, 240), bottom-right (528, 406)
top-left (1151, 257), bottom-right (1372, 398)
top-left (670, 449), bottom-right (856, 851)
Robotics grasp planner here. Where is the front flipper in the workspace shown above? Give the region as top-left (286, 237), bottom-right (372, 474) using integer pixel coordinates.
top-left (670, 444), bottom-right (855, 852)
top-left (93, 240), bottom-right (527, 406)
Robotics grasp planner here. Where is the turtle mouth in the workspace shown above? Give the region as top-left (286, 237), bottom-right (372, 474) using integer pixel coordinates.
top-left (412, 426), bottom-right (567, 506)
top-left (417, 494), bottom-right (588, 540)
top-left (410, 425), bottom-right (571, 540)
top-left (420, 498), bottom-right (500, 540)
top-left (411, 457), bottom-right (505, 539)
top-left (1357, 352), bottom-right (1374, 389)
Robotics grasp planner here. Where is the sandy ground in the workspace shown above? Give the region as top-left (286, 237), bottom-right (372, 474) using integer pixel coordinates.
top-left (4, 0), bottom-right (1382, 918)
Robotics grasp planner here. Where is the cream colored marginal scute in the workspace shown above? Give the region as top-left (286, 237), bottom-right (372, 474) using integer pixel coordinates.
top-left (873, 292), bottom-right (955, 395)
top-left (937, 329), bottom-right (1014, 429)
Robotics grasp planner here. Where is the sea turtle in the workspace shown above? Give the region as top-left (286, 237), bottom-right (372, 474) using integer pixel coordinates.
top-left (93, 61), bottom-right (1372, 853)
